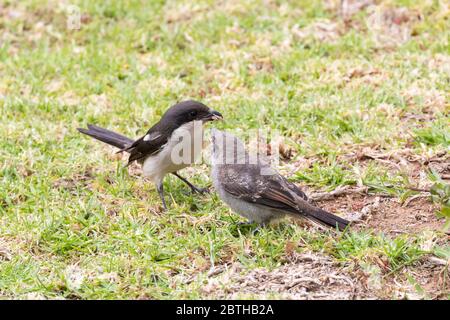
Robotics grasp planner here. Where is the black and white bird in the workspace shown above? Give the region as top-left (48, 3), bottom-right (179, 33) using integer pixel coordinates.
top-left (210, 129), bottom-right (349, 231)
top-left (78, 100), bottom-right (223, 209)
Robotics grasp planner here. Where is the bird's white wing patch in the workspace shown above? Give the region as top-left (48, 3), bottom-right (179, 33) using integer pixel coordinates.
top-left (143, 132), bottom-right (161, 142)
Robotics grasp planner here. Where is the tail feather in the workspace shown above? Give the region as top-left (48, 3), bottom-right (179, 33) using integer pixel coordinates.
top-left (287, 197), bottom-right (349, 231)
top-left (77, 124), bottom-right (134, 150)
top-left (304, 205), bottom-right (349, 231)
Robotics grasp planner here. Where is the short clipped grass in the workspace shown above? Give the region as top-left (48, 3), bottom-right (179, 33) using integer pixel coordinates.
top-left (0, 0), bottom-right (449, 299)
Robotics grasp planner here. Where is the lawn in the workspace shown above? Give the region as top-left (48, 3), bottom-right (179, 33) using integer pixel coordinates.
top-left (0, 0), bottom-right (449, 299)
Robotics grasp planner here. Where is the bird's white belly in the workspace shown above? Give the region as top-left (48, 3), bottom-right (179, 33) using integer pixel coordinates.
top-left (143, 121), bottom-right (203, 184)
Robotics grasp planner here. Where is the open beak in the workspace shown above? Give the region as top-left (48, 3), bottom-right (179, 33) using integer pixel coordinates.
top-left (204, 109), bottom-right (223, 122)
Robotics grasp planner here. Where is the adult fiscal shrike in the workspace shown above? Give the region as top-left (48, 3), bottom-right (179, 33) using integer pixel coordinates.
top-left (78, 100), bottom-right (223, 209)
top-left (210, 129), bottom-right (349, 231)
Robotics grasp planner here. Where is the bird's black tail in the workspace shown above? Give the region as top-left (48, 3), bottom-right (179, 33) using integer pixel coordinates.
top-left (288, 197), bottom-right (349, 231)
top-left (77, 124), bottom-right (134, 150)
top-left (302, 204), bottom-right (349, 231)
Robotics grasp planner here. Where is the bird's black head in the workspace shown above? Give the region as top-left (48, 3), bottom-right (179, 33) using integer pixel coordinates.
top-left (163, 100), bottom-right (223, 127)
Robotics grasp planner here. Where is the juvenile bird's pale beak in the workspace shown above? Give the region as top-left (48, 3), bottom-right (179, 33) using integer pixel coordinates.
top-left (205, 110), bottom-right (223, 122)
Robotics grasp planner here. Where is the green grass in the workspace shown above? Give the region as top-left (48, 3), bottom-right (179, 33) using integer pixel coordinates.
top-left (0, 0), bottom-right (449, 299)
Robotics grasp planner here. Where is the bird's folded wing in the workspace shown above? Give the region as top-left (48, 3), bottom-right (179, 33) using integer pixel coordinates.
top-left (220, 166), bottom-right (301, 213)
top-left (218, 163), bottom-right (349, 230)
top-left (123, 131), bottom-right (168, 164)
top-left (279, 175), bottom-right (309, 201)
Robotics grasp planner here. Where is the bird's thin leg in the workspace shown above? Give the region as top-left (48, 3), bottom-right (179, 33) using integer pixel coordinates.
top-left (172, 172), bottom-right (208, 194)
top-left (157, 182), bottom-right (168, 210)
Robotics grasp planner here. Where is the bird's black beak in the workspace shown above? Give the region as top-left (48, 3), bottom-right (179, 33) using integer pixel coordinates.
top-left (204, 109), bottom-right (223, 122)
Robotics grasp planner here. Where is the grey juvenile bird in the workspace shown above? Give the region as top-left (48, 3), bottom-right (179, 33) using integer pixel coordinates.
top-left (210, 129), bottom-right (349, 230)
top-left (78, 100), bottom-right (223, 209)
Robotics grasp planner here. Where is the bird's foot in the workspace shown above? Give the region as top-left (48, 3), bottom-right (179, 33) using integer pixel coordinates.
top-left (159, 200), bottom-right (168, 212)
top-left (188, 185), bottom-right (209, 195)
top-left (172, 172), bottom-right (209, 195)
top-left (237, 221), bottom-right (254, 227)
top-left (235, 221), bottom-right (262, 234)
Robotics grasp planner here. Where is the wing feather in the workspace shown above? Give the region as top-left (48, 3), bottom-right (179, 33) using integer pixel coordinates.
top-left (220, 164), bottom-right (302, 213)
top-left (124, 131), bottom-right (168, 164)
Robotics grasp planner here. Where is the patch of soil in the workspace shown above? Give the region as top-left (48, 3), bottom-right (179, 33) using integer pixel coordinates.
top-left (317, 194), bottom-right (444, 234)
top-left (201, 252), bottom-right (374, 299)
top-left (200, 251), bottom-right (449, 299)
top-left (52, 169), bottom-right (95, 191)
top-left (395, 260), bottom-right (450, 299)
top-left (0, 238), bottom-right (13, 261)
top-left (291, 20), bottom-right (343, 43)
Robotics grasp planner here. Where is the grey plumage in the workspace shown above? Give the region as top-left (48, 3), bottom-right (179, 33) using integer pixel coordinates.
top-left (210, 129), bottom-right (349, 231)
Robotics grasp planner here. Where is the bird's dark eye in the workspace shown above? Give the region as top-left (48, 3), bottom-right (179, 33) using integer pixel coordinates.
top-left (189, 111), bottom-right (197, 117)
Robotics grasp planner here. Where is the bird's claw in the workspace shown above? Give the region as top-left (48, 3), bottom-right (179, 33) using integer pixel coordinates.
top-left (191, 186), bottom-right (209, 195)
top-left (181, 186), bottom-right (209, 196)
